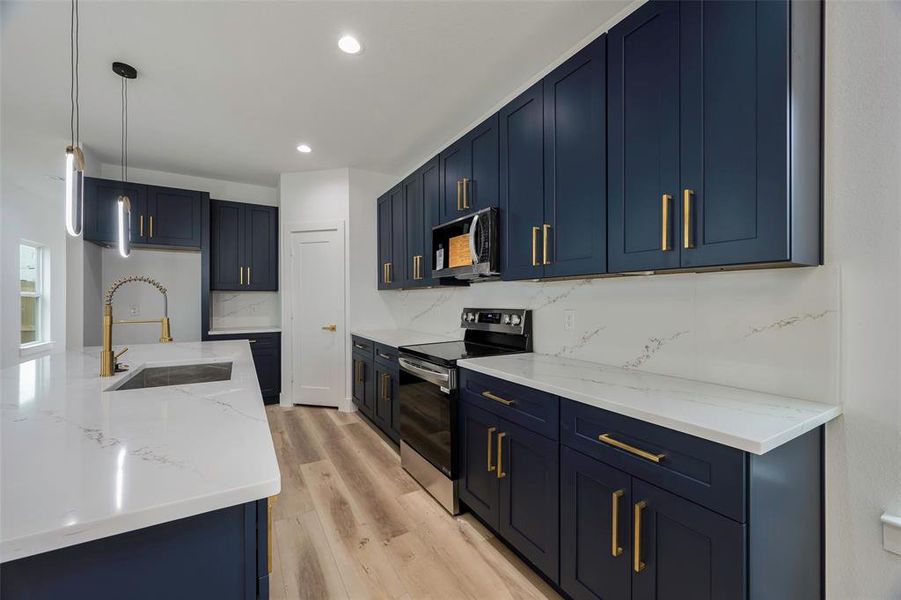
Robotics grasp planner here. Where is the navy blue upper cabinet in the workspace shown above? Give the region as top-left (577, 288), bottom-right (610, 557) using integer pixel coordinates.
top-left (420, 157), bottom-right (441, 284)
top-left (84, 177), bottom-right (204, 249)
top-left (607, 1), bottom-right (682, 273)
top-left (439, 114), bottom-right (499, 222)
top-left (609, 0), bottom-right (822, 273)
top-left (145, 185), bottom-right (202, 247)
top-left (631, 479), bottom-right (746, 600)
top-left (542, 34), bottom-right (607, 278)
top-left (389, 184), bottom-right (406, 288)
top-left (377, 192), bottom-right (393, 290)
top-left (501, 36), bottom-right (607, 281)
top-left (210, 200), bottom-right (278, 291)
top-left (500, 82), bottom-right (545, 281)
top-left (401, 157), bottom-right (440, 288)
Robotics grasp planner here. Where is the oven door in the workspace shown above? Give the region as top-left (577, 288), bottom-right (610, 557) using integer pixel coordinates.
top-left (398, 355), bottom-right (456, 478)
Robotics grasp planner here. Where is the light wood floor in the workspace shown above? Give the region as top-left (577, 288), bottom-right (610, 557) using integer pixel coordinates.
top-left (266, 405), bottom-right (561, 600)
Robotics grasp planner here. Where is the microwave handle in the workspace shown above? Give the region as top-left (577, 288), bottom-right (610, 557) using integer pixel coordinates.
top-left (469, 213), bottom-right (480, 263)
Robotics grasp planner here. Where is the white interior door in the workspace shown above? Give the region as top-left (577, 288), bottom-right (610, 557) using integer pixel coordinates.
top-left (290, 226), bottom-right (345, 407)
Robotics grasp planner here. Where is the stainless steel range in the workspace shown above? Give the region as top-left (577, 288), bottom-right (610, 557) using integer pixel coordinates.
top-left (397, 308), bottom-right (532, 514)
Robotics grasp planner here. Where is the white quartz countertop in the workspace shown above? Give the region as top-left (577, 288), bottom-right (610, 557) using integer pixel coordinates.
top-left (207, 326), bottom-right (281, 335)
top-left (351, 328), bottom-right (460, 348)
top-left (0, 341), bottom-right (281, 562)
top-left (457, 353), bottom-right (841, 455)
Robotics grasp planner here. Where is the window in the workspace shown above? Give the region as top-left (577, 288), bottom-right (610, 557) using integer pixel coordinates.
top-left (19, 242), bottom-right (45, 346)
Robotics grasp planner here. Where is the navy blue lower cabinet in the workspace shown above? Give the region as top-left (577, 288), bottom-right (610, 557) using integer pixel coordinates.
top-left (206, 333), bottom-right (281, 404)
top-left (0, 499), bottom-right (270, 600)
top-left (352, 352), bottom-right (374, 417)
top-left (631, 479), bottom-right (746, 600)
top-left (496, 417), bottom-right (560, 583)
top-left (560, 446), bottom-right (631, 600)
top-left (458, 401), bottom-right (501, 529)
top-left (374, 362), bottom-right (399, 442)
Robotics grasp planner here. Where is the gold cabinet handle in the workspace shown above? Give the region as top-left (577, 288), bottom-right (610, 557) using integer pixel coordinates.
top-left (139, 214), bottom-right (144, 237)
top-left (355, 361), bottom-right (363, 384)
top-left (661, 194), bottom-right (673, 251)
top-left (496, 431), bottom-right (507, 479)
top-left (267, 496), bottom-right (275, 574)
top-left (487, 426), bottom-right (497, 472)
top-left (531, 226), bottom-right (540, 266)
top-left (354, 343), bottom-right (365, 350)
top-left (247, 266), bottom-right (251, 286)
top-left (321, 324), bottom-right (337, 332)
top-left (683, 189), bottom-right (695, 249)
top-left (462, 177), bottom-right (470, 209)
top-left (634, 501), bottom-right (647, 572)
top-left (542, 224), bottom-right (551, 265)
top-left (387, 263), bottom-right (392, 284)
top-left (457, 179), bottom-right (463, 211)
top-left (149, 215), bottom-right (154, 238)
top-left (240, 266), bottom-right (244, 285)
top-left (482, 390), bottom-right (515, 406)
top-left (412, 256), bottom-right (418, 280)
top-left (248, 339), bottom-right (257, 343)
top-left (377, 352), bottom-right (391, 360)
top-left (382, 373), bottom-right (390, 401)
top-left (611, 489), bottom-right (624, 557)
top-left (598, 433), bottom-right (665, 463)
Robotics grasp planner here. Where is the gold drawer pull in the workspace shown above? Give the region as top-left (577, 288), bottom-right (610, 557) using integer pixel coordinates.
top-left (240, 266), bottom-right (244, 285)
top-left (462, 178), bottom-right (470, 209)
top-left (247, 266), bottom-right (251, 286)
top-left (598, 433), bottom-right (665, 463)
top-left (661, 194), bottom-right (672, 251)
top-left (531, 226), bottom-right (540, 267)
top-left (457, 179), bottom-right (463, 211)
top-left (611, 489), bottom-right (624, 557)
top-left (634, 500), bottom-right (647, 572)
top-left (149, 215), bottom-right (154, 238)
top-left (487, 426), bottom-right (497, 472)
top-left (496, 431), bottom-right (507, 478)
top-left (542, 224), bottom-right (551, 265)
top-left (482, 391), bottom-right (515, 406)
top-left (139, 214), bottom-right (144, 237)
top-left (683, 189), bottom-right (695, 249)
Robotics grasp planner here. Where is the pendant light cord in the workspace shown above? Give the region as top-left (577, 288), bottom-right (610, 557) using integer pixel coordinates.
top-left (120, 77), bottom-right (128, 182)
top-left (69, 0), bottom-right (80, 148)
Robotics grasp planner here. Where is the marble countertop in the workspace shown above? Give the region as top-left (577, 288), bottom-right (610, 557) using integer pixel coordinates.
top-left (207, 326), bottom-right (281, 335)
top-left (351, 328), bottom-right (460, 348)
top-left (457, 353), bottom-right (841, 455)
top-left (0, 341), bottom-right (281, 563)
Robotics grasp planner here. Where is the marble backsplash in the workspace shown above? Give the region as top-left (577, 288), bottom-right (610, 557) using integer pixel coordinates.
top-left (379, 266), bottom-right (841, 405)
top-left (210, 291), bottom-right (280, 331)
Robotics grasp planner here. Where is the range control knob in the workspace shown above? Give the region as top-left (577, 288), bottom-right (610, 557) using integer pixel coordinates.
top-left (503, 314), bottom-right (512, 324)
top-left (466, 312), bottom-right (476, 322)
top-left (510, 314), bottom-right (522, 326)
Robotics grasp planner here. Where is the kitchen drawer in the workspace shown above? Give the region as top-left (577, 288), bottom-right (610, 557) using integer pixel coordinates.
top-left (374, 343), bottom-right (398, 365)
top-left (561, 399), bottom-right (746, 522)
top-left (351, 336), bottom-right (374, 358)
top-left (460, 369), bottom-right (558, 440)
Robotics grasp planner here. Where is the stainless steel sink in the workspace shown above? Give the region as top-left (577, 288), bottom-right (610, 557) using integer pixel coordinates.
top-left (109, 362), bottom-right (233, 391)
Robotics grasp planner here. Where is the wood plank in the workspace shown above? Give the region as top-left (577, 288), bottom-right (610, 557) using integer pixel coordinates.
top-left (275, 512), bottom-right (349, 600)
top-left (300, 459), bottom-right (408, 600)
top-left (328, 409), bottom-right (360, 426)
top-left (342, 421), bottom-right (419, 495)
top-left (270, 423), bottom-right (315, 519)
top-left (282, 406), bottom-right (326, 464)
top-left (269, 514), bottom-right (288, 600)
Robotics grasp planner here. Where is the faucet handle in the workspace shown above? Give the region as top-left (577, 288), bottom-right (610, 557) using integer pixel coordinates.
top-left (115, 347), bottom-right (129, 359)
top-left (114, 347), bottom-right (130, 373)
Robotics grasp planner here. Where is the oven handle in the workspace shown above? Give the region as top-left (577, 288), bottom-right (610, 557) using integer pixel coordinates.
top-left (469, 213), bottom-right (480, 263)
top-left (398, 357), bottom-right (451, 388)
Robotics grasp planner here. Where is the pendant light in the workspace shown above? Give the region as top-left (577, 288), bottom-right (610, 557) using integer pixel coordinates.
top-left (65, 0), bottom-right (85, 237)
top-left (113, 61), bottom-right (137, 258)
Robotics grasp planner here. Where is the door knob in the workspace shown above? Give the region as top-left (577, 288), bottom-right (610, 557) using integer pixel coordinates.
top-left (321, 324), bottom-right (337, 332)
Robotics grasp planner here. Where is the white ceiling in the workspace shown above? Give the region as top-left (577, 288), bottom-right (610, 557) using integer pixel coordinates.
top-left (2, 1), bottom-right (631, 188)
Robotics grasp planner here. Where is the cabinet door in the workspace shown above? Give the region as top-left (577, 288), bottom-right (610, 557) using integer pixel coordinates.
top-left (250, 339), bottom-right (281, 403)
top-left (631, 480), bottom-right (746, 600)
top-left (496, 417), bottom-right (559, 582)
top-left (84, 178), bottom-right (146, 246)
top-left (458, 402), bottom-right (501, 529)
top-left (500, 81), bottom-right (545, 281)
top-left (402, 172), bottom-right (424, 288)
top-left (211, 200), bottom-right (246, 291)
top-left (376, 193), bottom-right (392, 290)
top-left (679, 0), bottom-right (789, 268)
top-left (467, 113), bottom-right (500, 214)
top-left (389, 185), bottom-right (406, 288)
top-left (245, 204), bottom-right (278, 291)
top-left (352, 355), bottom-right (373, 416)
top-left (373, 365), bottom-right (393, 433)
top-left (440, 140), bottom-right (469, 222)
top-left (607, 1), bottom-right (682, 273)
top-left (560, 447), bottom-right (631, 600)
top-left (145, 185), bottom-right (202, 247)
top-left (544, 35), bottom-right (607, 278)
top-left (420, 157), bottom-right (441, 285)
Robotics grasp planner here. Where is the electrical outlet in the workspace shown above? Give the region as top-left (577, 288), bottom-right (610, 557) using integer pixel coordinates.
top-left (564, 310), bottom-right (575, 331)
top-left (129, 305), bottom-right (140, 317)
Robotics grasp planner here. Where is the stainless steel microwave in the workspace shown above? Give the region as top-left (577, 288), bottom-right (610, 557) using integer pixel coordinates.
top-left (432, 207), bottom-right (499, 281)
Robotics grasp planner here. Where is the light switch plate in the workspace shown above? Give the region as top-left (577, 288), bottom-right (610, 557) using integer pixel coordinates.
top-left (564, 310), bottom-right (575, 331)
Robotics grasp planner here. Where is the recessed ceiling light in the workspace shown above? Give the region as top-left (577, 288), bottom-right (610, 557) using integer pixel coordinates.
top-left (338, 35), bottom-right (362, 55)
top-left (296, 144), bottom-right (312, 153)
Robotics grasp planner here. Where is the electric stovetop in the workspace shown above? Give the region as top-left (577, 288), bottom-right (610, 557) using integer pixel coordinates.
top-left (399, 340), bottom-right (524, 367)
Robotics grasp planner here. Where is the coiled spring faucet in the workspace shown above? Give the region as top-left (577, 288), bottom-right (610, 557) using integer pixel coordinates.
top-left (100, 275), bottom-right (173, 377)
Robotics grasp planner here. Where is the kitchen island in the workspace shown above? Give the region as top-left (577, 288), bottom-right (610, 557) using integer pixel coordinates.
top-left (0, 341), bottom-right (280, 599)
